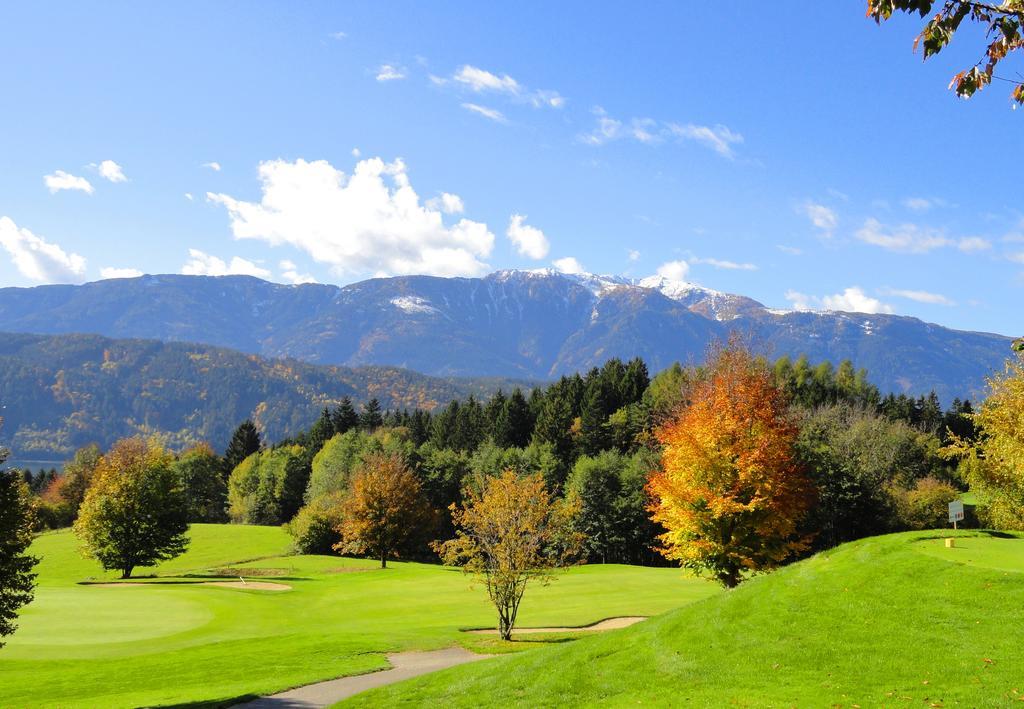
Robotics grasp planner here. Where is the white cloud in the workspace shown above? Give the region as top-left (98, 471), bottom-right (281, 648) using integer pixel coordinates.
top-left (44, 170), bottom-right (94, 194)
top-left (580, 110), bottom-right (623, 146)
top-left (181, 248), bottom-right (271, 278)
top-left (824, 288), bottom-right (894, 313)
top-left (447, 65), bottom-right (563, 109)
top-left (461, 103), bottom-right (506, 123)
top-left (879, 287), bottom-right (955, 306)
top-left (329, 31), bottom-right (347, 40)
top-left (666, 123), bottom-right (744, 159)
top-left (279, 260), bottom-right (317, 284)
top-left (902, 197), bottom-right (950, 212)
top-left (100, 267), bottom-right (143, 279)
top-left (627, 249), bottom-right (641, 262)
top-left (692, 257), bottom-right (757, 271)
top-left (630, 118), bottom-right (661, 144)
top-left (800, 202), bottom-right (838, 237)
top-left (553, 256), bottom-right (586, 275)
top-left (375, 64), bottom-right (406, 81)
top-left (902, 197), bottom-right (934, 211)
top-left (783, 290), bottom-right (814, 312)
top-left (531, 90), bottom-right (565, 109)
top-left (426, 193), bottom-right (464, 215)
top-left (207, 157), bottom-right (495, 278)
top-left (957, 236), bottom-right (991, 252)
top-left (785, 286), bottom-right (893, 314)
top-left (776, 244), bottom-right (803, 255)
top-left (1008, 251), bottom-right (1024, 264)
top-left (453, 65), bottom-right (521, 95)
top-left (506, 214), bottom-right (550, 259)
top-left (97, 160), bottom-right (127, 183)
top-left (0, 216), bottom-right (87, 283)
top-left (351, 148), bottom-right (361, 158)
top-left (655, 260), bottom-right (690, 282)
top-left (579, 110), bottom-right (742, 158)
top-left (855, 218), bottom-right (952, 254)
top-left (203, 162), bottom-right (221, 172)
top-left (184, 192), bottom-right (194, 201)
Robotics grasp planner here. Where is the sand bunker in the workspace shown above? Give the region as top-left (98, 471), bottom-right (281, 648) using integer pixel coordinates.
top-left (467, 616), bottom-right (647, 635)
top-left (201, 581), bottom-right (291, 591)
top-left (86, 580), bottom-right (291, 591)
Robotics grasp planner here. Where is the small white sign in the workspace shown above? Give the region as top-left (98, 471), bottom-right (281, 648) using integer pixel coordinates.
top-left (948, 500), bottom-right (965, 524)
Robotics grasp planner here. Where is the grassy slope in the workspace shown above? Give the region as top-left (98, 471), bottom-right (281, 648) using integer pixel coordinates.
top-left (2, 525), bottom-right (718, 708)
top-left (347, 531), bottom-right (1024, 707)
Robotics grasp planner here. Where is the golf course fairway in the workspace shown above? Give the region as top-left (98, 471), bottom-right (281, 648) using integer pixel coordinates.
top-left (1, 524), bottom-right (718, 708)
top-left (343, 530), bottom-right (1024, 706)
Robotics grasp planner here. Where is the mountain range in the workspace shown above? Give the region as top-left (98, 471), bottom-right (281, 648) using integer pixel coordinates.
top-left (0, 269), bottom-right (1012, 404)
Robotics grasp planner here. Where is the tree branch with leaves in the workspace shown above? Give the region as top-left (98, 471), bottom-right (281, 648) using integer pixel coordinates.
top-left (867, 0), bottom-right (1024, 105)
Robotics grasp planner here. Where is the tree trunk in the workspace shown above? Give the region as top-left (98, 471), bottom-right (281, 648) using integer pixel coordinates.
top-left (719, 568), bottom-right (740, 588)
top-left (121, 566), bottom-right (133, 580)
top-left (381, 548), bottom-right (387, 569)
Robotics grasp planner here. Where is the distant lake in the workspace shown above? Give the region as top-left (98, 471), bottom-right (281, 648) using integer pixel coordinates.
top-left (7, 458), bottom-right (65, 473)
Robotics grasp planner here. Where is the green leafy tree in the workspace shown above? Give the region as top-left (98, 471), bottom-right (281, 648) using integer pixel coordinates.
top-left (172, 443), bottom-right (228, 522)
top-left (566, 453), bottom-right (624, 563)
top-left (868, 0), bottom-right (1024, 105)
top-left (795, 404), bottom-right (946, 548)
top-left (895, 476), bottom-right (961, 530)
top-left (0, 431), bottom-right (38, 648)
top-left (307, 430), bottom-right (373, 501)
top-left (286, 492), bottom-right (346, 554)
top-left (223, 419), bottom-right (261, 475)
top-left (73, 438), bottom-right (189, 578)
top-left (57, 444), bottom-right (102, 516)
top-left (417, 444), bottom-right (472, 512)
top-left (226, 445), bottom-right (305, 525)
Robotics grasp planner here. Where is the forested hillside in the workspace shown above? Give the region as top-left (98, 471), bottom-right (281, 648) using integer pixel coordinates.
top-left (0, 332), bottom-right (529, 459)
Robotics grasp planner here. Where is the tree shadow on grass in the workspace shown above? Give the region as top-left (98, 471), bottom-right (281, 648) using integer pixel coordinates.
top-left (153, 694), bottom-right (259, 708)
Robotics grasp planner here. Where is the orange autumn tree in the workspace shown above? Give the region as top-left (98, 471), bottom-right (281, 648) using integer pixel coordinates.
top-left (648, 344), bottom-right (814, 588)
top-left (334, 452), bottom-right (435, 568)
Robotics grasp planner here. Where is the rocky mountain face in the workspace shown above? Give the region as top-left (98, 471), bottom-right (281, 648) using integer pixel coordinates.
top-left (0, 269), bottom-right (1012, 402)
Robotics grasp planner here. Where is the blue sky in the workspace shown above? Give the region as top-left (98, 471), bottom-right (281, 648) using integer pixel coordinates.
top-left (0, 2), bottom-right (1021, 335)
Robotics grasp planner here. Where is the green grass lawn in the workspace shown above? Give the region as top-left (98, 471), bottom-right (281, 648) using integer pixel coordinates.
top-left (2, 524), bottom-right (718, 708)
top-left (345, 530), bottom-right (1024, 707)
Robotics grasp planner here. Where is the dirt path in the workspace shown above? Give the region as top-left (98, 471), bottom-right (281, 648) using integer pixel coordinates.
top-left (467, 615), bottom-right (647, 635)
top-left (236, 648), bottom-right (490, 708)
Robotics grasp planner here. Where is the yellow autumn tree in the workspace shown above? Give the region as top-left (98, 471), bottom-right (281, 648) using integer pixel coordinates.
top-left (437, 471), bottom-right (581, 640)
top-left (648, 344), bottom-right (814, 588)
top-left (944, 355), bottom-right (1024, 528)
